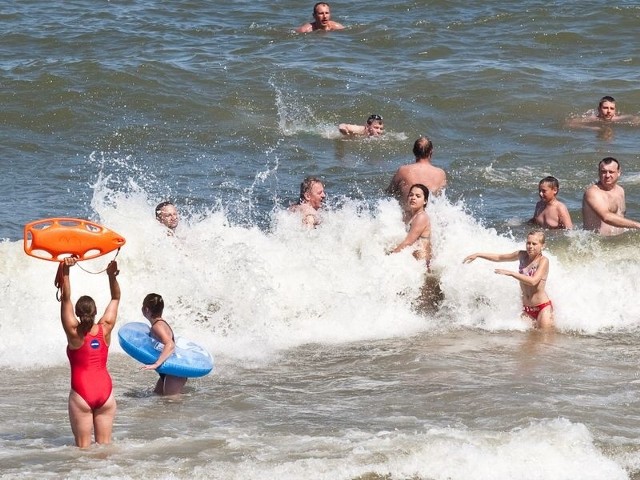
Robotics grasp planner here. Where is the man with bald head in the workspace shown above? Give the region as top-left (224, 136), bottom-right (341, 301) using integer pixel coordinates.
top-left (387, 136), bottom-right (447, 210)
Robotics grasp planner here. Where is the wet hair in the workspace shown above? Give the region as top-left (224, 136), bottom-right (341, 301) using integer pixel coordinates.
top-left (75, 295), bottom-right (97, 333)
top-left (155, 201), bottom-right (175, 221)
top-left (143, 293), bottom-right (164, 318)
top-left (413, 136), bottom-right (434, 159)
top-left (313, 2), bottom-right (330, 15)
top-left (366, 114), bottom-right (383, 125)
top-left (527, 230), bottom-right (546, 244)
top-left (299, 176), bottom-right (323, 202)
top-left (539, 176), bottom-right (560, 190)
top-left (409, 183), bottom-right (430, 202)
top-left (598, 96), bottom-right (615, 109)
top-left (599, 156), bottom-right (620, 170)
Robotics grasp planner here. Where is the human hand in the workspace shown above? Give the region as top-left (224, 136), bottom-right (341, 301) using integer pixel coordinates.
top-left (463, 254), bottom-right (477, 264)
top-left (107, 260), bottom-right (119, 277)
top-left (63, 257), bottom-right (78, 267)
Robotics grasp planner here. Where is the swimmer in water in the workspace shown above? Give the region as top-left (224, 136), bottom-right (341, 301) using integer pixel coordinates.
top-left (463, 231), bottom-right (554, 330)
top-left (530, 176), bottom-right (573, 229)
top-left (566, 95), bottom-right (640, 130)
top-left (296, 2), bottom-right (345, 33)
top-left (289, 176), bottom-right (326, 227)
top-left (155, 201), bottom-right (179, 233)
top-left (339, 114), bottom-right (384, 137)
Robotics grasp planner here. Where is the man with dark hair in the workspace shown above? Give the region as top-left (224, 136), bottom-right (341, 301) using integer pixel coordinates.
top-left (338, 114), bottom-right (384, 137)
top-left (582, 157), bottom-right (640, 235)
top-left (296, 2), bottom-right (345, 33)
top-left (155, 201), bottom-right (179, 232)
top-left (567, 96), bottom-right (640, 129)
top-left (387, 136), bottom-right (447, 210)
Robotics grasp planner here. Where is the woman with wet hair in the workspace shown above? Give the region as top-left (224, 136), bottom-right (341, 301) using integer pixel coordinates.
top-left (60, 257), bottom-right (121, 448)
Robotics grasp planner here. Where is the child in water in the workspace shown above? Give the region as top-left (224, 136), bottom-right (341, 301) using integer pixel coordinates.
top-left (530, 176), bottom-right (573, 229)
top-left (141, 293), bottom-right (187, 395)
top-left (463, 231), bottom-right (554, 329)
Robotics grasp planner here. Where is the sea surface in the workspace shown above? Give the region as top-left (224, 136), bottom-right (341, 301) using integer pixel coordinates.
top-left (2, 1), bottom-right (640, 479)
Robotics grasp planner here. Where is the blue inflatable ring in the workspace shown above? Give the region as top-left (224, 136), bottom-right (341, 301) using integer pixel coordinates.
top-left (118, 322), bottom-right (214, 378)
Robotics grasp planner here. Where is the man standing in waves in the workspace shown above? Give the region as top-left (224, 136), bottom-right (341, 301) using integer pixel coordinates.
top-left (296, 2), bottom-right (345, 33)
top-left (387, 136), bottom-right (447, 211)
top-left (289, 176), bottom-right (326, 227)
top-left (582, 157), bottom-right (640, 235)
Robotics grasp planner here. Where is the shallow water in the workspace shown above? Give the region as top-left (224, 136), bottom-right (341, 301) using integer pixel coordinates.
top-left (3, 1), bottom-right (640, 479)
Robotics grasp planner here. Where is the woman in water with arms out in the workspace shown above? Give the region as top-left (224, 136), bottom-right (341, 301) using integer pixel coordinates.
top-left (60, 257), bottom-right (120, 447)
top-left (463, 230), bottom-right (554, 329)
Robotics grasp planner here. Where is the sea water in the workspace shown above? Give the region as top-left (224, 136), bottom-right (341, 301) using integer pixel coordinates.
top-left (2, 1), bottom-right (640, 479)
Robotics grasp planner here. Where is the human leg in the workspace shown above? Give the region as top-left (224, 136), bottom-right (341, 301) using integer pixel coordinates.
top-left (68, 390), bottom-right (94, 448)
top-left (93, 392), bottom-right (116, 445)
top-left (154, 376), bottom-right (164, 395)
top-left (535, 303), bottom-right (554, 330)
top-left (161, 375), bottom-right (187, 396)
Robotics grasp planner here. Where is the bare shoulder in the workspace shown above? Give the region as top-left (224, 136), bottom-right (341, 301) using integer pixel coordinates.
top-left (553, 201), bottom-right (570, 215)
top-left (296, 23), bottom-right (312, 33)
top-left (583, 182), bottom-right (600, 198)
top-left (434, 166), bottom-right (447, 179)
top-left (397, 163), bottom-right (411, 174)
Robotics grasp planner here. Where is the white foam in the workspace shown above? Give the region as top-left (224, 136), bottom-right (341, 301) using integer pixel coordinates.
top-left (3, 179), bottom-right (640, 369)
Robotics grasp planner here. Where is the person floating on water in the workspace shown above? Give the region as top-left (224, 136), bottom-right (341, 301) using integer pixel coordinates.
top-left (141, 293), bottom-right (188, 396)
top-left (463, 230), bottom-right (554, 330)
top-left (296, 2), bottom-right (345, 33)
top-left (582, 157), bottom-right (640, 236)
top-left (289, 176), bottom-right (326, 227)
top-left (155, 201), bottom-right (179, 233)
top-left (387, 136), bottom-right (447, 213)
top-left (338, 114), bottom-right (384, 137)
top-left (59, 257), bottom-right (121, 448)
top-left (529, 176), bottom-right (573, 229)
top-left (566, 95), bottom-right (640, 130)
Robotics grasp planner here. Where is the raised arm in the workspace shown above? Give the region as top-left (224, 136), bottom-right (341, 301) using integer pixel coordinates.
top-left (463, 250), bottom-right (520, 264)
top-left (60, 258), bottom-right (78, 339)
top-left (98, 261), bottom-right (120, 340)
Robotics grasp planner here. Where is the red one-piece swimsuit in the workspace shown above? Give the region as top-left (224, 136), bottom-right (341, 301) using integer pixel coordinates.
top-left (67, 324), bottom-right (112, 410)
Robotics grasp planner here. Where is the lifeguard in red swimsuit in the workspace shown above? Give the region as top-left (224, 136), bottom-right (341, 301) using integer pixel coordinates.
top-left (60, 257), bottom-right (121, 448)
top-left (463, 231), bottom-right (554, 330)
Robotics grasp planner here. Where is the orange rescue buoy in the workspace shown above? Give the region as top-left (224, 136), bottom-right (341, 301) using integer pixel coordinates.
top-left (24, 218), bottom-right (126, 262)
